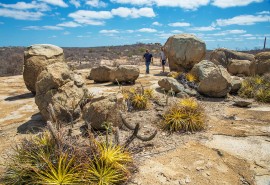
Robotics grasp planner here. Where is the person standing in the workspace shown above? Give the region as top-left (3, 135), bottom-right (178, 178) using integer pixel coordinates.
top-left (143, 49), bottom-right (153, 74)
top-left (160, 47), bottom-right (166, 73)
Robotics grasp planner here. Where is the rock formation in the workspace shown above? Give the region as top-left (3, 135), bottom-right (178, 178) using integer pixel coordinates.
top-left (164, 34), bottom-right (206, 72)
top-left (191, 60), bottom-right (232, 97)
top-left (23, 44), bottom-right (65, 94)
top-left (210, 48), bottom-right (254, 68)
top-left (250, 52), bottom-right (270, 75)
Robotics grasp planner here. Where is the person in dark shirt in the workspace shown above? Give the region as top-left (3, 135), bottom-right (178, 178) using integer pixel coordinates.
top-left (143, 49), bottom-right (153, 74)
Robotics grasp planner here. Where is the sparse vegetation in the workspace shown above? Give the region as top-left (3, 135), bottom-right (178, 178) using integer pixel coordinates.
top-left (122, 86), bottom-right (155, 110)
top-left (186, 73), bottom-right (198, 82)
top-left (2, 124), bottom-right (134, 185)
top-left (239, 74), bottom-right (270, 103)
top-left (162, 98), bottom-right (205, 132)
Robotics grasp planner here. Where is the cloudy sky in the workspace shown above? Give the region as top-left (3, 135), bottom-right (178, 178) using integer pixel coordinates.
top-left (0, 0), bottom-right (269, 49)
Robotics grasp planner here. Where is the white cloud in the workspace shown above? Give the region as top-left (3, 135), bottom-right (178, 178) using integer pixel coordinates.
top-left (156, 33), bottom-right (173, 39)
top-left (63, 31), bottom-right (71, 35)
top-left (57, 21), bottom-right (81, 27)
top-left (211, 29), bottom-right (246, 36)
top-left (110, 0), bottom-right (210, 10)
top-left (70, 0), bottom-right (80, 8)
top-left (241, 34), bottom-right (253, 37)
top-left (38, 0), bottom-right (68, 7)
top-left (246, 37), bottom-right (257, 40)
top-left (111, 7), bottom-right (155, 18)
top-left (0, 8), bottom-right (44, 20)
top-left (0, 22), bottom-right (3, 24)
top-left (191, 26), bottom-right (219, 31)
top-left (100, 29), bottom-right (119, 33)
top-left (152, 21), bottom-right (162, 26)
top-left (214, 14), bottom-right (270, 26)
top-left (138, 28), bottom-right (157, 32)
top-left (69, 10), bottom-right (113, 25)
top-left (168, 22), bottom-right (190, 27)
top-left (126, 30), bottom-right (135, 33)
top-left (86, 0), bottom-right (107, 8)
top-left (23, 25), bottom-right (63, 30)
top-left (49, 35), bottom-right (57, 38)
top-left (257, 11), bottom-right (270, 15)
top-left (171, 30), bottom-right (183, 34)
top-left (0, 2), bottom-right (50, 11)
top-left (211, 0), bottom-right (263, 8)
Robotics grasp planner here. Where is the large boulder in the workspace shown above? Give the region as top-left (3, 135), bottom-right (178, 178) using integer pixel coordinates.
top-left (190, 60), bottom-right (232, 97)
top-left (35, 62), bottom-right (89, 124)
top-left (82, 95), bottom-right (125, 130)
top-left (109, 65), bottom-right (140, 83)
top-left (210, 48), bottom-right (255, 68)
top-left (227, 59), bottom-right (252, 76)
top-left (23, 44), bottom-right (65, 94)
top-left (89, 65), bottom-right (115, 83)
top-left (250, 52), bottom-right (270, 75)
top-left (164, 34), bottom-right (206, 72)
top-left (158, 77), bottom-right (185, 93)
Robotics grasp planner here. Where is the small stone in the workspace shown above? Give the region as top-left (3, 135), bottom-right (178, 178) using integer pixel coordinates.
top-left (185, 177), bottom-right (191, 183)
top-left (233, 100), bottom-right (252, 107)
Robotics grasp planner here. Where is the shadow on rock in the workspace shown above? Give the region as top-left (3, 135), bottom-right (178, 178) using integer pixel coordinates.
top-left (17, 113), bottom-right (46, 134)
top-left (5, 92), bottom-right (34, 101)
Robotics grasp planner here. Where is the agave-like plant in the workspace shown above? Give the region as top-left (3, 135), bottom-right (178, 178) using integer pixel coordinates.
top-left (163, 98), bottom-right (205, 132)
top-left (97, 142), bottom-right (132, 171)
top-left (185, 73), bottom-right (197, 82)
top-left (144, 88), bottom-right (154, 99)
top-left (131, 94), bottom-right (148, 110)
top-left (86, 157), bottom-right (127, 185)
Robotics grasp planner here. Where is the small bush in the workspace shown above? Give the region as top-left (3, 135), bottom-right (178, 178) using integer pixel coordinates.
top-left (239, 75), bottom-right (270, 103)
top-left (163, 98), bottom-right (205, 132)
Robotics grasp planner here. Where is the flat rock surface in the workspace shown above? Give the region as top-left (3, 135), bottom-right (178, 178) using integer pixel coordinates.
top-left (0, 65), bottom-right (269, 185)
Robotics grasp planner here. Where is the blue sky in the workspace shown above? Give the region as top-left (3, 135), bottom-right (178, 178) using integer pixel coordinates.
top-left (0, 0), bottom-right (269, 49)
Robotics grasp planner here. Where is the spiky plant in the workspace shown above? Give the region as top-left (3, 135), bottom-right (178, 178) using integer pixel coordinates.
top-left (97, 142), bottom-right (132, 171)
top-left (86, 157), bottom-right (127, 185)
top-left (163, 99), bottom-right (205, 132)
top-left (131, 94), bottom-right (148, 109)
top-left (179, 98), bottom-right (199, 110)
top-left (255, 88), bottom-right (270, 103)
top-left (34, 154), bottom-right (82, 184)
top-left (186, 73), bottom-right (197, 82)
top-left (144, 88), bottom-right (154, 99)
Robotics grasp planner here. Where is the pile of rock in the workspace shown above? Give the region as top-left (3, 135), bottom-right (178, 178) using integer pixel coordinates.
top-left (89, 65), bottom-right (140, 84)
top-left (23, 44), bottom-right (90, 125)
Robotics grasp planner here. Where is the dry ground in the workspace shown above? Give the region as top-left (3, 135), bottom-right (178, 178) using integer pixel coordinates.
top-left (0, 65), bottom-right (269, 185)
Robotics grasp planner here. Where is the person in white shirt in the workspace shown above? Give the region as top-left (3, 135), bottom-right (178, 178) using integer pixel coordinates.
top-left (160, 47), bottom-right (167, 73)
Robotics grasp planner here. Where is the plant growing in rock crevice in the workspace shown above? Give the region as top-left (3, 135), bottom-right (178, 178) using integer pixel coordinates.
top-left (162, 98), bottom-right (205, 132)
top-left (239, 74), bottom-right (270, 103)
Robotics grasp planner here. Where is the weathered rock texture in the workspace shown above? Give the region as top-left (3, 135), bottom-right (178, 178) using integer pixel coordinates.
top-left (230, 76), bottom-right (243, 94)
top-left (23, 44), bottom-right (65, 94)
top-left (158, 77), bottom-right (184, 93)
top-left (82, 95), bottom-right (125, 130)
top-left (227, 59), bottom-right (252, 76)
top-left (164, 34), bottom-right (206, 72)
top-left (89, 65), bottom-right (115, 83)
top-left (250, 52), bottom-right (270, 75)
top-left (210, 48), bottom-right (255, 68)
top-left (109, 65), bottom-right (140, 83)
top-left (191, 60), bottom-right (232, 97)
top-left (35, 62), bottom-right (88, 124)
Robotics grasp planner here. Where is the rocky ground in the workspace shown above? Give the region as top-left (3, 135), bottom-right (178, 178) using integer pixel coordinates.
top-left (0, 65), bottom-right (269, 185)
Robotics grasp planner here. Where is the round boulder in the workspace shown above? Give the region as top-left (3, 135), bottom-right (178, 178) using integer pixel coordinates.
top-left (164, 34), bottom-right (206, 72)
top-left (158, 77), bottom-right (185, 93)
top-left (89, 65), bottom-right (115, 83)
top-left (227, 59), bottom-right (252, 76)
top-left (230, 76), bottom-right (243, 94)
top-left (210, 48), bottom-right (254, 68)
top-left (23, 44), bottom-right (64, 94)
top-left (190, 60), bottom-right (232, 97)
top-left (250, 52), bottom-right (270, 75)
top-left (82, 95), bottom-right (125, 130)
top-left (109, 65), bottom-right (140, 83)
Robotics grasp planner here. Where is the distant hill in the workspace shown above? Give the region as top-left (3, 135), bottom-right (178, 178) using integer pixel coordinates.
top-left (0, 44), bottom-right (269, 77)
